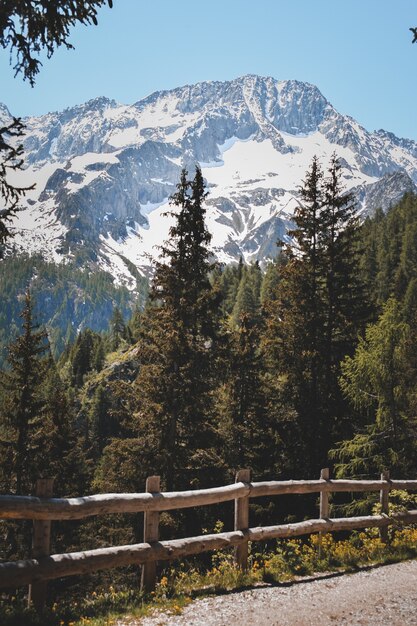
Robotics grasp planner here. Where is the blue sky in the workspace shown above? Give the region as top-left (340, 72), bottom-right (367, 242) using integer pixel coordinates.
top-left (1, 0), bottom-right (416, 139)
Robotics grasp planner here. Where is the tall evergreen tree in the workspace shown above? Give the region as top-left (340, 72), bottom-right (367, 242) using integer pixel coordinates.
top-left (0, 290), bottom-right (48, 494)
top-left (262, 157), bottom-right (325, 473)
top-left (320, 155), bottom-right (367, 450)
top-left (109, 306), bottom-right (127, 351)
top-left (321, 155), bottom-right (362, 364)
top-left (69, 328), bottom-right (104, 387)
top-left (0, 292), bottom-right (84, 500)
top-left (131, 167), bottom-right (222, 490)
top-left (262, 156), bottom-right (366, 474)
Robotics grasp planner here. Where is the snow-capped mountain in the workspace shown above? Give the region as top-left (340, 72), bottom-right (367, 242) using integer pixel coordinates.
top-left (4, 75), bottom-right (417, 286)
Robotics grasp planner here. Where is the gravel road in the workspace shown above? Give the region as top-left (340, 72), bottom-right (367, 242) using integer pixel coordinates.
top-left (129, 559), bottom-right (417, 626)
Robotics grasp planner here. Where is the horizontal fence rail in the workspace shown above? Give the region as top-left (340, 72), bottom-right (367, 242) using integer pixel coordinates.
top-left (1, 469), bottom-right (417, 612)
top-left (2, 479), bottom-right (417, 521)
top-left (2, 511), bottom-right (417, 588)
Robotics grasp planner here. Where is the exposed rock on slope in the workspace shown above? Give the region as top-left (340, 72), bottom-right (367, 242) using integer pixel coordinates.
top-left (5, 75), bottom-right (417, 285)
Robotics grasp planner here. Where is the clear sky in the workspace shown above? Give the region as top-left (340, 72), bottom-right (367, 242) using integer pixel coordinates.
top-left (1, 0), bottom-right (416, 139)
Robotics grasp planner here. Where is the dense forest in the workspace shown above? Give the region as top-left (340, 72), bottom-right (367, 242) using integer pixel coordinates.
top-left (1, 160), bottom-right (417, 584)
top-left (0, 254), bottom-right (148, 368)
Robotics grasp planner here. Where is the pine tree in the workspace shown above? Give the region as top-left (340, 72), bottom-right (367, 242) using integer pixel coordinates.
top-left (322, 155), bottom-right (362, 360)
top-left (320, 155), bottom-right (367, 450)
top-left (92, 336), bottom-right (105, 372)
top-left (0, 290), bottom-right (48, 494)
top-left (70, 328), bottom-right (104, 387)
top-left (132, 167), bottom-right (222, 490)
top-left (262, 156), bottom-right (366, 474)
top-left (262, 157), bottom-right (325, 473)
top-left (109, 306), bottom-right (127, 351)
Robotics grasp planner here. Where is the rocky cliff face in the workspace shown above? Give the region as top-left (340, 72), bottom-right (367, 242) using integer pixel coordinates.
top-left (5, 75), bottom-right (417, 286)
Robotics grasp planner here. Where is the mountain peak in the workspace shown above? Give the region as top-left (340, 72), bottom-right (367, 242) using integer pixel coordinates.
top-left (5, 75), bottom-right (417, 285)
top-left (65, 96), bottom-right (119, 116)
top-left (85, 96), bottom-right (118, 110)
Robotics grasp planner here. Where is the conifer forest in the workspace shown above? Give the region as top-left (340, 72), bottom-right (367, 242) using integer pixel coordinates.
top-left (1, 158), bottom-right (417, 589)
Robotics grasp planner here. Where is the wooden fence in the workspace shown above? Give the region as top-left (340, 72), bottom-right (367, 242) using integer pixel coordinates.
top-left (1, 468), bottom-right (417, 613)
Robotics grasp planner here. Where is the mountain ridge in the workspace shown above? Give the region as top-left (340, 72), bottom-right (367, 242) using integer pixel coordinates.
top-left (3, 74), bottom-right (417, 286)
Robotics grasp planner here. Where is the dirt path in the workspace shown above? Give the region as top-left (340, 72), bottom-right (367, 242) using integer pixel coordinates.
top-left (127, 559), bottom-right (417, 626)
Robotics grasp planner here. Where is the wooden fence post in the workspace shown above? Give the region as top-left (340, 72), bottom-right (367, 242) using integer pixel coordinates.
top-left (28, 478), bottom-right (54, 613)
top-left (234, 469), bottom-right (251, 571)
top-left (320, 468), bottom-right (330, 519)
top-left (140, 476), bottom-right (160, 593)
top-left (318, 468), bottom-right (330, 559)
top-left (380, 470), bottom-right (390, 543)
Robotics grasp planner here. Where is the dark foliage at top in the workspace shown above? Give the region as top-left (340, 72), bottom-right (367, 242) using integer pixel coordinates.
top-left (0, 0), bottom-right (113, 85)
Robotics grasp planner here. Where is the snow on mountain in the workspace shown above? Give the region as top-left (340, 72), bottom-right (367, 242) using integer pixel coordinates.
top-left (4, 75), bottom-right (417, 287)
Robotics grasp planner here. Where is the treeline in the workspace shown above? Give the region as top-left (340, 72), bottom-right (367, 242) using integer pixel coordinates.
top-left (1, 162), bottom-right (417, 569)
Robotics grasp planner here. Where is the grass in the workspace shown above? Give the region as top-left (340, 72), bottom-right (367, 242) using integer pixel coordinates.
top-left (1, 526), bottom-right (417, 626)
